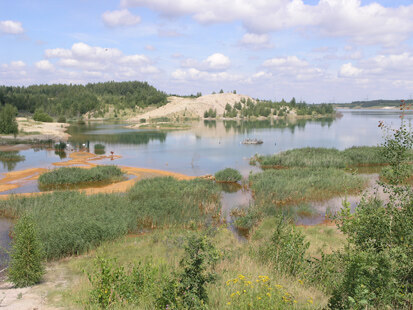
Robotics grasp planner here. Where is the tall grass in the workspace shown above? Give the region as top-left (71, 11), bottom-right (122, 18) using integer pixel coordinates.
top-left (38, 165), bottom-right (124, 189)
top-left (254, 146), bottom-right (395, 168)
top-left (0, 177), bottom-right (221, 260)
top-left (249, 167), bottom-right (366, 206)
top-left (214, 168), bottom-right (242, 183)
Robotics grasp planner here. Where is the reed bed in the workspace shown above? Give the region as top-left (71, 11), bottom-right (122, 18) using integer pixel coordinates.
top-left (249, 167), bottom-right (366, 206)
top-left (0, 177), bottom-right (220, 259)
top-left (254, 146), bottom-right (394, 168)
top-left (38, 165), bottom-right (124, 188)
top-left (0, 151), bottom-right (25, 162)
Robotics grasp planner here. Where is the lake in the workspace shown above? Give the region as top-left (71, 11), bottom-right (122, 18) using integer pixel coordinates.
top-left (1, 109), bottom-right (411, 177)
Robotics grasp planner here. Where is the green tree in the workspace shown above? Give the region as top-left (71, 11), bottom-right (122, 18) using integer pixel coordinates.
top-left (219, 89), bottom-right (224, 94)
top-left (0, 104), bottom-right (18, 135)
top-left (8, 214), bottom-right (45, 287)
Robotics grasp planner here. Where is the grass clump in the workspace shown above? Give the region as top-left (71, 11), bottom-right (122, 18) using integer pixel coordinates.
top-left (38, 165), bottom-right (124, 189)
top-left (254, 146), bottom-right (391, 168)
top-left (8, 214), bottom-right (45, 287)
top-left (215, 168), bottom-right (242, 183)
top-left (249, 167), bottom-right (366, 206)
top-left (94, 143), bottom-right (105, 155)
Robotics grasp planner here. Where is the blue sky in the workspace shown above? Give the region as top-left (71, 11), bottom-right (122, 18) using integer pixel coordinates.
top-left (1, 0), bottom-right (413, 102)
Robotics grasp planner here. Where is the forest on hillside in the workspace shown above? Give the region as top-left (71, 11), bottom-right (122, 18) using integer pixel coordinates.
top-left (0, 81), bottom-right (168, 118)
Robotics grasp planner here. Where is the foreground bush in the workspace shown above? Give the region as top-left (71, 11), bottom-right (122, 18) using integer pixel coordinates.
top-left (215, 168), bottom-right (242, 183)
top-left (38, 165), bottom-right (124, 188)
top-left (8, 215), bottom-right (45, 287)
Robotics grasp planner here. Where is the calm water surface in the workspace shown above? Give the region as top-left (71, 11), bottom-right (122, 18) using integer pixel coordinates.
top-left (1, 109), bottom-right (411, 176)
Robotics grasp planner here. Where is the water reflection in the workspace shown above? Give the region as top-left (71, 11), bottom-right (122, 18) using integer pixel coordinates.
top-left (0, 151), bottom-right (26, 171)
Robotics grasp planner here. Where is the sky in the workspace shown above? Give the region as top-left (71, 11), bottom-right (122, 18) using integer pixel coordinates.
top-left (1, 0), bottom-right (413, 103)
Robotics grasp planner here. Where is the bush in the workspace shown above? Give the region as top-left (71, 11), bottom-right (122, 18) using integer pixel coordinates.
top-left (54, 141), bottom-right (67, 150)
top-left (38, 165), bottom-right (124, 188)
top-left (94, 143), bottom-right (105, 155)
top-left (57, 116), bottom-right (66, 123)
top-left (258, 218), bottom-right (309, 275)
top-left (8, 214), bottom-right (45, 287)
top-left (33, 109), bottom-right (53, 122)
top-left (0, 104), bottom-right (18, 135)
top-left (215, 168), bottom-right (242, 183)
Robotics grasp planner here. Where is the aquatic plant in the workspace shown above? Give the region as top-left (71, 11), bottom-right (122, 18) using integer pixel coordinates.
top-left (38, 165), bottom-right (124, 188)
top-left (215, 168), bottom-right (242, 183)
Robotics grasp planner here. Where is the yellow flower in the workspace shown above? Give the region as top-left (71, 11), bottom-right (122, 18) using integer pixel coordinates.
top-left (227, 302), bottom-right (231, 305)
top-left (307, 298), bottom-right (313, 304)
top-left (298, 279), bottom-right (304, 285)
top-left (238, 274), bottom-right (245, 280)
top-left (230, 293), bottom-right (236, 298)
top-left (243, 290), bottom-right (246, 293)
top-left (266, 293), bottom-right (271, 297)
top-left (236, 291), bottom-right (240, 295)
top-left (258, 297), bottom-right (262, 300)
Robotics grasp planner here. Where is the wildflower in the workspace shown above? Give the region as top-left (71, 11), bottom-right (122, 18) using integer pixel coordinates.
top-left (266, 292), bottom-right (271, 297)
top-left (243, 290), bottom-right (246, 293)
top-left (298, 279), bottom-right (304, 285)
top-left (230, 293), bottom-right (236, 298)
top-left (236, 291), bottom-right (240, 295)
top-left (258, 297), bottom-right (262, 300)
top-left (307, 298), bottom-right (313, 304)
top-left (227, 302), bottom-right (231, 305)
top-left (238, 274), bottom-right (245, 280)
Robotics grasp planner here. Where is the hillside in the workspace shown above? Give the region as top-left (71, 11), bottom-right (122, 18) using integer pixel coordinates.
top-left (128, 93), bottom-right (255, 122)
top-left (335, 99), bottom-right (413, 109)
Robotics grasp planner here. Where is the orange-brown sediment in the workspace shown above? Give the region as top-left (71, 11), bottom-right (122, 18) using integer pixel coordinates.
top-left (0, 151), bottom-right (194, 199)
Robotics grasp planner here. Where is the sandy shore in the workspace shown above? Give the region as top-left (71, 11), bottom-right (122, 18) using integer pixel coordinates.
top-left (0, 118), bottom-right (70, 143)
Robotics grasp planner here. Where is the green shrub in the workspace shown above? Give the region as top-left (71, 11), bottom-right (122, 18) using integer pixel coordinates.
top-left (54, 141), bottom-right (67, 150)
top-left (94, 143), bottom-right (106, 155)
top-left (258, 218), bottom-right (309, 275)
top-left (215, 168), bottom-right (242, 183)
top-left (38, 165), bottom-right (124, 188)
top-left (57, 116), bottom-right (66, 123)
top-left (0, 151), bottom-right (25, 162)
top-left (33, 109), bottom-right (53, 122)
top-left (8, 214), bottom-right (45, 287)
top-left (0, 104), bottom-right (18, 135)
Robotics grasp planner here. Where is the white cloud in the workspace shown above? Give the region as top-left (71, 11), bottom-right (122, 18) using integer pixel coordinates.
top-left (240, 33), bottom-right (272, 49)
top-left (102, 9), bottom-right (141, 27)
top-left (339, 63), bottom-right (363, 77)
top-left (0, 20), bottom-right (24, 34)
top-left (35, 60), bottom-right (54, 71)
top-left (120, 0), bottom-right (413, 46)
top-left (263, 56), bottom-right (308, 68)
top-left (181, 53), bottom-right (231, 71)
top-left (172, 68), bottom-right (241, 82)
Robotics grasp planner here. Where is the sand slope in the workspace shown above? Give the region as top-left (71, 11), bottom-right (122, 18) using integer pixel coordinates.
top-left (129, 93), bottom-right (254, 123)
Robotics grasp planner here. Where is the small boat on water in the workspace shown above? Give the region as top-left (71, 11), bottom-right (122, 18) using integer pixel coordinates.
top-left (242, 138), bottom-right (263, 145)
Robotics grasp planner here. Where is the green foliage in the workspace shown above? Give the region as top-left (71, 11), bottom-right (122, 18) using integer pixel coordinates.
top-left (54, 141), bottom-right (66, 150)
top-left (204, 108), bottom-right (217, 118)
top-left (0, 104), bottom-right (18, 135)
top-left (0, 178), bottom-right (221, 260)
top-left (57, 115), bottom-right (66, 123)
top-left (33, 109), bottom-right (53, 122)
top-left (157, 234), bottom-right (219, 309)
top-left (215, 168), bottom-right (242, 183)
top-left (0, 151), bottom-right (25, 162)
top-left (0, 81), bottom-right (167, 117)
top-left (87, 256), bottom-right (159, 308)
top-left (249, 167), bottom-right (365, 205)
top-left (94, 143), bottom-right (105, 155)
top-left (255, 146), bottom-right (390, 168)
top-left (258, 218), bottom-right (309, 275)
top-left (38, 165), bottom-right (124, 188)
top-left (8, 214), bottom-right (45, 287)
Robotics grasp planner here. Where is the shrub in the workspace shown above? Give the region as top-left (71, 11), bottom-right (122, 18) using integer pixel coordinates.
top-left (94, 143), bottom-right (106, 155)
top-left (0, 151), bottom-right (25, 162)
top-left (54, 141), bottom-right (67, 150)
top-left (38, 165), bottom-right (124, 188)
top-left (8, 214), bottom-right (45, 287)
top-left (258, 218), bottom-right (309, 275)
top-left (157, 234), bottom-right (219, 309)
top-left (57, 116), bottom-right (66, 123)
top-left (33, 109), bottom-right (53, 122)
top-left (0, 104), bottom-right (18, 135)
top-left (215, 168), bottom-right (242, 183)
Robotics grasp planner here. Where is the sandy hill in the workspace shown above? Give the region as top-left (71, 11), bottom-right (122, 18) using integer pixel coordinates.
top-left (129, 93), bottom-right (254, 122)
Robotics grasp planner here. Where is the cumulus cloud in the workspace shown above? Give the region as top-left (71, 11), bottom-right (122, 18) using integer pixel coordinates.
top-left (119, 0), bottom-right (413, 46)
top-left (339, 63), bottom-right (363, 77)
top-left (35, 60), bottom-right (54, 71)
top-left (181, 53), bottom-right (231, 71)
top-left (262, 56), bottom-right (325, 81)
top-left (239, 33), bottom-right (272, 49)
top-left (0, 20), bottom-right (24, 34)
top-left (102, 9), bottom-right (141, 27)
top-left (172, 68), bottom-right (241, 82)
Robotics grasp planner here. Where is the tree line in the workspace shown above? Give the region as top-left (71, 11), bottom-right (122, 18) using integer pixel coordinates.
top-left (0, 81), bottom-right (168, 118)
